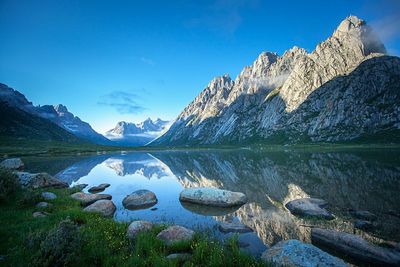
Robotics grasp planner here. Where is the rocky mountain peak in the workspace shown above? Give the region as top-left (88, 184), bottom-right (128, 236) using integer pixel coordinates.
top-left (53, 104), bottom-right (69, 114)
top-left (332, 15), bottom-right (386, 56)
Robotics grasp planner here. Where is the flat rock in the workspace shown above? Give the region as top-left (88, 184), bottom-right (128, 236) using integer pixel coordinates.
top-left (41, 191), bottom-right (57, 200)
top-left (88, 183), bottom-right (110, 193)
top-left (261, 239), bottom-right (347, 267)
top-left (32, 211), bottom-right (49, 218)
top-left (218, 221), bottom-right (253, 233)
top-left (83, 200), bottom-right (116, 217)
top-left (157, 225), bottom-right (194, 245)
top-left (70, 192), bottom-right (112, 206)
top-left (0, 158), bottom-right (24, 170)
top-left (349, 210), bottom-right (377, 221)
top-left (354, 220), bottom-right (374, 231)
top-left (126, 220), bottom-right (153, 239)
top-left (122, 189), bottom-right (157, 210)
top-left (36, 202), bottom-right (51, 209)
top-left (15, 172), bottom-right (68, 189)
top-left (311, 228), bottom-right (400, 266)
top-left (285, 198), bottom-right (334, 220)
top-left (179, 187), bottom-right (247, 207)
top-left (166, 253), bottom-right (192, 262)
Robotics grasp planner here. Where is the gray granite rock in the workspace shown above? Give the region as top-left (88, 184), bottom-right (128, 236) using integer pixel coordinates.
top-left (285, 198), bottom-right (334, 220)
top-left (70, 192), bottom-right (112, 206)
top-left (179, 187), bottom-right (247, 207)
top-left (311, 228), bottom-right (400, 266)
top-left (88, 183), bottom-right (110, 193)
top-left (126, 220), bottom-right (153, 239)
top-left (41, 191), bottom-right (57, 200)
top-left (261, 239), bottom-right (347, 267)
top-left (122, 189), bottom-right (157, 210)
top-left (15, 172), bottom-right (68, 189)
top-left (157, 225), bottom-right (194, 245)
top-left (83, 200), bottom-right (116, 217)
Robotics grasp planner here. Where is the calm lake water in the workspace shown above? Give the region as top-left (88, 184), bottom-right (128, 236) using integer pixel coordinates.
top-left (22, 148), bottom-right (400, 258)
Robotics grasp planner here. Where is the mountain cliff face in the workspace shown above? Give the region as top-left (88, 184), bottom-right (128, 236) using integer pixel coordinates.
top-left (106, 118), bottom-right (169, 146)
top-left (0, 83), bottom-right (110, 145)
top-left (152, 16), bottom-right (399, 146)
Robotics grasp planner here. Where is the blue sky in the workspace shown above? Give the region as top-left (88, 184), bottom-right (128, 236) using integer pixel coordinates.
top-left (0, 0), bottom-right (399, 133)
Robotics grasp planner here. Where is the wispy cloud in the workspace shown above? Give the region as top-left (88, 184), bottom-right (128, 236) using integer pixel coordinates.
top-left (186, 0), bottom-right (259, 36)
top-left (98, 91), bottom-right (146, 114)
top-left (140, 57), bottom-right (155, 65)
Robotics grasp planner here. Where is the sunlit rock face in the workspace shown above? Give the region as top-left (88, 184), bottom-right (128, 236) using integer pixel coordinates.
top-left (152, 16), bottom-right (400, 145)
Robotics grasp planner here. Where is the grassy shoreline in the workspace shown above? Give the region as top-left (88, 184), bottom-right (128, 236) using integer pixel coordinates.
top-left (0, 170), bottom-right (265, 266)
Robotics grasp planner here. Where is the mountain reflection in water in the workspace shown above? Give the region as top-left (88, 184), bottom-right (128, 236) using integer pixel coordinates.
top-left (45, 149), bottom-right (400, 255)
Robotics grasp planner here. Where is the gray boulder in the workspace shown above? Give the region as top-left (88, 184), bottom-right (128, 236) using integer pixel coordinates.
top-left (179, 187), bottom-right (247, 207)
top-left (41, 191), bottom-right (57, 200)
top-left (15, 172), bottom-right (68, 189)
top-left (122, 189), bottom-right (157, 210)
top-left (0, 158), bottom-right (24, 170)
top-left (126, 220), bottom-right (153, 239)
top-left (83, 199), bottom-right (116, 217)
top-left (218, 221), bottom-right (252, 233)
top-left (261, 239), bottom-right (347, 267)
top-left (157, 225), bottom-right (194, 245)
top-left (285, 198), bottom-right (334, 220)
top-left (70, 192), bottom-right (112, 206)
top-left (88, 183), bottom-right (110, 193)
top-left (311, 228), bottom-right (400, 266)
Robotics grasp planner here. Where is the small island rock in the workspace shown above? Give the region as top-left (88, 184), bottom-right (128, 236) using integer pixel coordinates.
top-left (122, 189), bottom-right (157, 210)
top-left (179, 187), bottom-right (247, 207)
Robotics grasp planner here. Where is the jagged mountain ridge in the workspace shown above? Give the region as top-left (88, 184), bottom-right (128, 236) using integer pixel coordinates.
top-left (152, 16), bottom-right (399, 145)
top-left (0, 83), bottom-right (110, 145)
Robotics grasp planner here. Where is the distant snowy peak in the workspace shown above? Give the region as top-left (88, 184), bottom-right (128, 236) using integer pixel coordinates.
top-left (107, 118), bottom-right (170, 136)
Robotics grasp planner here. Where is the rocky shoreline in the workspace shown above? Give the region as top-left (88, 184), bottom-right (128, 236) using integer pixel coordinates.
top-left (2, 157), bottom-right (400, 266)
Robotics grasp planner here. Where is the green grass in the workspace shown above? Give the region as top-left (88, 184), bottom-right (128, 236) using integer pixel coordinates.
top-left (0, 183), bottom-right (265, 266)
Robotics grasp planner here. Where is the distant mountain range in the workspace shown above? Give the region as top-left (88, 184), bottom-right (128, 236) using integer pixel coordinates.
top-left (151, 16), bottom-right (400, 146)
top-left (0, 83), bottom-right (169, 146)
top-left (106, 118), bottom-right (170, 146)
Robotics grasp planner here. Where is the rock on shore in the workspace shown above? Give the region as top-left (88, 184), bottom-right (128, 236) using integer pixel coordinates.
top-left (179, 187), bottom-right (247, 207)
top-left (83, 200), bottom-right (116, 217)
top-left (0, 158), bottom-right (24, 170)
top-left (70, 192), bottom-right (112, 206)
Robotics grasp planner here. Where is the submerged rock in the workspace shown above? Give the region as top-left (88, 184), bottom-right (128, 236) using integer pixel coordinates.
top-left (70, 192), bottom-right (112, 206)
top-left (349, 210), bottom-right (377, 221)
top-left (261, 239), bottom-right (347, 267)
top-left (285, 198), bottom-right (334, 220)
top-left (0, 158), bottom-right (24, 170)
top-left (311, 228), bottom-right (400, 266)
top-left (41, 191), bottom-right (57, 200)
top-left (179, 187), bottom-right (247, 207)
top-left (88, 183), bottom-right (110, 193)
top-left (16, 172), bottom-right (68, 189)
top-left (126, 220), bottom-right (153, 239)
top-left (83, 200), bottom-right (116, 217)
top-left (218, 221), bottom-right (253, 233)
top-left (122, 189), bottom-right (157, 210)
top-left (157, 225), bottom-right (194, 245)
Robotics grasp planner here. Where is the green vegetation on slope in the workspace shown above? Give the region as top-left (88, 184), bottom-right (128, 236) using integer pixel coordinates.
top-left (0, 170), bottom-right (265, 267)
top-left (0, 102), bottom-right (82, 143)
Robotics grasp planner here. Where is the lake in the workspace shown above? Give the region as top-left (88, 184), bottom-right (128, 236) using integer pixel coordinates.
top-left (21, 148), bottom-right (400, 258)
